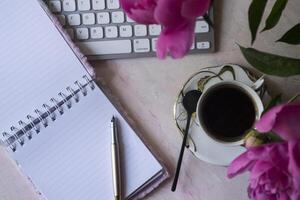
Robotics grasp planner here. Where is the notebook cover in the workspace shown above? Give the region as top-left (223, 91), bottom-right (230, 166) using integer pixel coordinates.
top-left (37, 1), bottom-right (170, 200)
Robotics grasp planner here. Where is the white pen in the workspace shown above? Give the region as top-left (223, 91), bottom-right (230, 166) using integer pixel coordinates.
top-left (111, 116), bottom-right (122, 200)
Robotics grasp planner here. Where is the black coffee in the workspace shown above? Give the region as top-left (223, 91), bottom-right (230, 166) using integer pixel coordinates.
top-left (200, 85), bottom-right (256, 142)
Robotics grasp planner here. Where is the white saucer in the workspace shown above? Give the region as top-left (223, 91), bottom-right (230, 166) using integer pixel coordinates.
top-left (173, 64), bottom-right (270, 166)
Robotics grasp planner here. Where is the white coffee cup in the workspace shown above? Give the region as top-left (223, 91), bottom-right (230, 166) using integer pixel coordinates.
top-left (196, 81), bottom-right (264, 146)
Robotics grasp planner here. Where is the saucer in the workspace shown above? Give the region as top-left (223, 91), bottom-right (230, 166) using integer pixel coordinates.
top-left (173, 64), bottom-right (270, 166)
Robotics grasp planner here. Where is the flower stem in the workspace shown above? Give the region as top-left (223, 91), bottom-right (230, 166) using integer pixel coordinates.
top-left (288, 91), bottom-right (300, 103)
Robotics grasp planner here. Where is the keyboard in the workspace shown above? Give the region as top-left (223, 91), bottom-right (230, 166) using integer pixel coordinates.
top-left (45, 0), bottom-right (215, 60)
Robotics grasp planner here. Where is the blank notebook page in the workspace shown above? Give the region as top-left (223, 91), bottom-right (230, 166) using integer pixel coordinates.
top-left (0, 0), bottom-right (162, 200)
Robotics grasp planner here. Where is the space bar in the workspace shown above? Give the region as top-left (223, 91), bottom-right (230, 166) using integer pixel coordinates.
top-left (76, 40), bottom-right (132, 55)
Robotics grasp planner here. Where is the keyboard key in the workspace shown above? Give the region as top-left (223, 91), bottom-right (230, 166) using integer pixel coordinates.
top-left (92, 0), bottom-right (105, 10)
top-left (105, 26), bottom-right (118, 38)
top-left (76, 28), bottom-right (89, 40)
top-left (67, 14), bottom-right (81, 26)
top-left (66, 28), bottom-right (75, 39)
top-left (57, 15), bottom-right (66, 26)
top-left (62, 0), bottom-right (76, 12)
top-left (119, 25), bottom-right (132, 37)
top-left (82, 13), bottom-right (95, 25)
top-left (46, 0), bottom-right (214, 59)
top-left (48, 1), bottom-right (62, 12)
top-left (90, 27), bottom-right (104, 39)
top-left (151, 38), bottom-right (158, 52)
top-left (106, 0), bottom-right (119, 9)
top-left (149, 25), bottom-right (161, 36)
top-left (77, 40), bottom-right (132, 55)
top-left (97, 12), bottom-right (110, 24)
top-left (134, 25), bottom-right (147, 36)
top-left (126, 15), bottom-right (135, 23)
top-left (195, 21), bottom-right (209, 33)
top-left (77, 0), bottom-right (91, 11)
top-left (196, 41), bottom-right (210, 49)
top-left (112, 11), bottom-right (124, 23)
top-left (134, 39), bottom-right (150, 53)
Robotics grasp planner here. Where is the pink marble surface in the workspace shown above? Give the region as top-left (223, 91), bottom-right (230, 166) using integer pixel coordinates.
top-left (0, 0), bottom-right (300, 200)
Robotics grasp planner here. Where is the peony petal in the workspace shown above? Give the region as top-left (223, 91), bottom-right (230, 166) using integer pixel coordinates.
top-left (291, 191), bottom-right (300, 200)
top-left (288, 141), bottom-right (300, 191)
top-left (246, 144), bottom-right (270, 160)
top-left (127, 8), bottom-right (157, 24)
top-left (255, 104), bottom-right (285, 133)
top-left (230, 140), bottom-right (300, 200)
top-left (120, 0), bottom-right (157, 24)
top-left (252, 190), bottom-right (277, 200)
top-left (268, 142), bottom-right (289, 169)
top-left (120, 0), bottom-right (204, 59)
top-left (227, 151), bottom-right (254, 178)
top-left (257, 173), bottom-right (270, 186)
top-left (273, 104), bottom-right (300, 140)
top-left (278, 191), bottom-right (290, 200)
top-left (154, 0), bottom-right (184, 28)
top-left (181, 0), bottom-right (211, 19)
top-left (250, 160), bottom-right (273, 180)
top-left (265, 167), bottom-right (290, 191)
top-left (227, 147), bottom-right (265, 178)
top-left (120, 0), bottom-right (135, 11)
top-left (156, 22), bottom-right (195, 59)
top-left (256, 103), bottom-right (300, 140)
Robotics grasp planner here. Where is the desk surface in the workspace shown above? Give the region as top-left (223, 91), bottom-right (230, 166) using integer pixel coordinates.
top-left (1, 0), bottom-right (299, 199)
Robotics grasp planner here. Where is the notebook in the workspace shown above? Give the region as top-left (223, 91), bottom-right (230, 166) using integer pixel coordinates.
top-left (0, 0), bottom-right (169, 200)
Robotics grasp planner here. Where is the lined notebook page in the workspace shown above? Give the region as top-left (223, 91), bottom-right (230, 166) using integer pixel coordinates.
top-left (12, 86), bottom-right (162, 200)
top-left (0, 0), bottom-right (89, 133)
top-left (0, 0), bottom-right (162, 199)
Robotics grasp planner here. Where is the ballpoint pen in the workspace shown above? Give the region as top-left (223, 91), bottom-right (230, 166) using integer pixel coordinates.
top-left (111, 116), bottom-right (122, 200)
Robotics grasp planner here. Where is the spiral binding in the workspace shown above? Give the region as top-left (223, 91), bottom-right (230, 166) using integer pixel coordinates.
top-left (1, 75), bottom-right (95, 152)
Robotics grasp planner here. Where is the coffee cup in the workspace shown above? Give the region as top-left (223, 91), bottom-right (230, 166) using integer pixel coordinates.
top-left (196, 81), bottom-right (264, 146)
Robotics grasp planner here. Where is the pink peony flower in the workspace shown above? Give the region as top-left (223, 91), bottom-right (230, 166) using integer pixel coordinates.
top-left (120, 0), bottom-right (211, 59)
top-left (255, 103), bottom-right (300, 141)
top-left (227, 141), bottom-right (300, 200)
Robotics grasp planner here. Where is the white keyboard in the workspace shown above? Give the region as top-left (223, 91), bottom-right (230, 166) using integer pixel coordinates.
top-left (45, 0), bottom-right (215, 60)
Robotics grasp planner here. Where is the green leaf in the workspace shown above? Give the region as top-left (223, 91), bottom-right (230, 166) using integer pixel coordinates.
top-left (248, 0), bottom-right (268, 44)
top-left (263, 132), bottom-right (283, 142)
top-left (244, 130), bottom-right (283, 147)
top-left (288, 92), bottom-right (300, 103)
top-left (261, 0), bottom-right (288, 32)
top-left (277, 23), bottom-right (300, 44)
top-left (239, 45), bottom-right (300, 77)
top-left (262, 94), bottom-right (282, 114)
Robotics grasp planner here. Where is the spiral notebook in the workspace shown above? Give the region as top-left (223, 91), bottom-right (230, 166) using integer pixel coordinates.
top-left (0, 0), bottom-right (168, 200)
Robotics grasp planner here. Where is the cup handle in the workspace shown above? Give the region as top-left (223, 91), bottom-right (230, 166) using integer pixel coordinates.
top-left (251, 75), bottom-right (265, 91)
